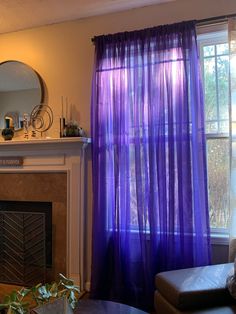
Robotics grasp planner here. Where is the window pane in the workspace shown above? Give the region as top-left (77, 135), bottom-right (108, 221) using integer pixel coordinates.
top-left (219, 120), bottom-right (229, 133)
top-left (217, 55), bottom-right (229, 122)
top-left (207, 138), bottom-right (230, 228)
top-left (204, 57), bottom-right (217, 121)
top-left (216, 43), bottom-right (229, 55)
top-left (203, 45), bottom-right (215, 57)
top-left (205, 121), bottom-right (218, 133)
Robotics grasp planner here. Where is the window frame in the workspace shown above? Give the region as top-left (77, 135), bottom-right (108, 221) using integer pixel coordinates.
top-left (197, 24), bottom-right (230, 244)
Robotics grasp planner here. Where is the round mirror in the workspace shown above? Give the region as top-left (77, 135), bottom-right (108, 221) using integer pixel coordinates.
top-left (0, 61), bottom-right (44, 131)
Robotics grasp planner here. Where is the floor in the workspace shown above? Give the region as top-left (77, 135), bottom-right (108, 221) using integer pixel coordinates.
top-left (0, 283), bottom-right (24, 301)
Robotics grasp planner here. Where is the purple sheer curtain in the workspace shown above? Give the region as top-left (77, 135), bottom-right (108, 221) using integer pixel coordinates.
top-left (90, 21), bottom-right (211, 310)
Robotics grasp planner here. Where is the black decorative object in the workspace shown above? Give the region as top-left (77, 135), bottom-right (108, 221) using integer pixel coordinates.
top-left (1, 128), bottom-right (14, 141)
top-left (60, 117), bottom-right (66, 137)
top-left (30, 104), bottom-right (53, 137)
top-left (1, 117), bottom-right (14, 141)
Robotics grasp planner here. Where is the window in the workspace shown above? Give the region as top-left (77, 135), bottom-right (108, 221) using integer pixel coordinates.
top-left (105, 28), bottom-right (231, 234)
top-left (198, 27), bottom-right (230, 232)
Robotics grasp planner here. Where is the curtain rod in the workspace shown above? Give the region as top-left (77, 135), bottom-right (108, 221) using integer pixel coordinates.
top-left (91, 12), bottom-right (236, 43)
top-left (196, 12), bottom-right (236, 26)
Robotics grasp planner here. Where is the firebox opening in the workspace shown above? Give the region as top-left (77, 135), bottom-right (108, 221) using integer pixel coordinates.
top-left (0, 200), bottom-right (52, 286)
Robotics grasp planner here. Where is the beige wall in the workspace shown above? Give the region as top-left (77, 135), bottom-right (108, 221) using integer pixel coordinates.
top-left (0, 0), bottom-right (235, 137)
top-left (0, 0), bottom-right (235, 285)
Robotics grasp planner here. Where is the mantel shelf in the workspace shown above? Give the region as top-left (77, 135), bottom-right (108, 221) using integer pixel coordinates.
top-left (0, 137), bottom-right (91, 146)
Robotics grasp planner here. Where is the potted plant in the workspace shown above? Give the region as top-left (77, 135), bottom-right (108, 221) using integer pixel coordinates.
top-left (0, 274), bottom-right (80, 314)
top-left (0, 288), bottom-right (31, 314)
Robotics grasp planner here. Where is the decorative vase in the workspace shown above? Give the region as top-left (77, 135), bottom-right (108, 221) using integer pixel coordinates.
top-left (2, 118), bottom-right (14, 140)
top-left (2, 128), bottom-right (14, 141)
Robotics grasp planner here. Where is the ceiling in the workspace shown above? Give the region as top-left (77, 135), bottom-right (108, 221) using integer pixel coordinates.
top-left (0, 0), bottom-right (175, 35)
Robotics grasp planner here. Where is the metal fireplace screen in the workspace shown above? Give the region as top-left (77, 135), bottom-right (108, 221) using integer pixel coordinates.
top-left (0, 201), bottom-right (52, 286)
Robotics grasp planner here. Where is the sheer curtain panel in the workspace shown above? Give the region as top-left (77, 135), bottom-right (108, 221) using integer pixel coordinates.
top-left (91, 21), bottom-right (211, 310)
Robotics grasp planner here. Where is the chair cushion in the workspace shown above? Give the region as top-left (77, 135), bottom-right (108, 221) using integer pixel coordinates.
top-left (154, 290), bottom-right (236, 314)
top-left (155, 263), bottom-right (235, 310)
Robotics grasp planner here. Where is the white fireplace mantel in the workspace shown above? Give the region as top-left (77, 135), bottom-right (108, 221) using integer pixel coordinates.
top-left (0, 137), bottom-right (91, 290)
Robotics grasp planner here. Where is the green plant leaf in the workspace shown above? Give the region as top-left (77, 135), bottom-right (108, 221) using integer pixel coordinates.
top-left (61, 283), bottom-right (73, 289)
top-left (0, 303), bottom-right (8, 309)
top-left (59, 273), bottom-right (74, 286)
top-left (31, 283), bottom-right (42, 293)
top-left (1, 273), bottom-right (80, 313)
top-left (9, 291), bottom-right (17, 302)
top-left (7, 307), bottom-right (12, 314)
top-left (21, 301), bottom-right (29, 307)
top-left (68, 290), bottom-right (78, 309)
top-left (70, 300), bottom-right (77, 310)
top-left (73, 287), bottom-right (80, 293)
top-left (57, 289), bottom-right (66, 298)
top-left (4, 295), bottom-right (11, 304)
top-left (49, 282), bottom-right (58, 297)
top-left (18, 288), bottom-right (31, 298)
top-left (69, 290), bottom-right (75, 300)
top-left (17, 308), bottom-right (24, 314)
top-left (38, 285), bottom-right (51, 299)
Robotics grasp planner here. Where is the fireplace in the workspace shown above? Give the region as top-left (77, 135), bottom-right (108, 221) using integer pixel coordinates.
top-left (0, 201), bottom-right (52, 286)
top-left (0, 137), bottom-right (90, 291)
top-left (0, 172), bottom-right (67, 286)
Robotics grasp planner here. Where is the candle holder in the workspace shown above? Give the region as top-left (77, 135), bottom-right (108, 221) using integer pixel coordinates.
top-left (23, 113), bottom-right (29, 139)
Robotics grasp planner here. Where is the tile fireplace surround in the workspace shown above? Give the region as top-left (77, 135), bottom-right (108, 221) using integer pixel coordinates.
top-left (0, 137), bottom-right (90, 291)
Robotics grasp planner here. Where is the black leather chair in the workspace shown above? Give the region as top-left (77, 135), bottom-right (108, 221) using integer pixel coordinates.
top-left (154, 263), bottom-right (236, 313)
